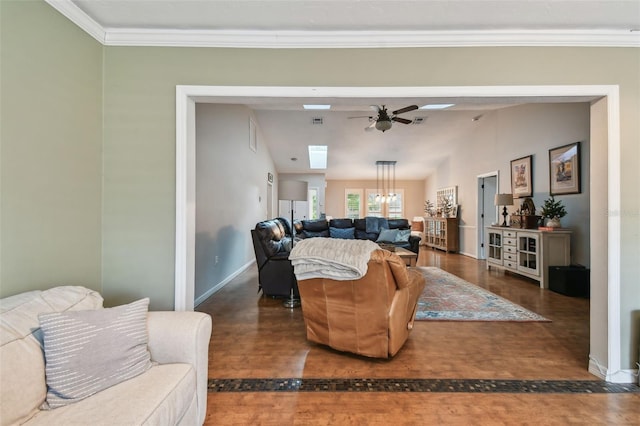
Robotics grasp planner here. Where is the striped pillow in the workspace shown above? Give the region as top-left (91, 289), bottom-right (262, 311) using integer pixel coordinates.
top-left (38, 298), bottom-right (152, 409)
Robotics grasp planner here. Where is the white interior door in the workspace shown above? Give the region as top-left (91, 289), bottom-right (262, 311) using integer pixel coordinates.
top-left (477, 173), bottom-right (498, 259)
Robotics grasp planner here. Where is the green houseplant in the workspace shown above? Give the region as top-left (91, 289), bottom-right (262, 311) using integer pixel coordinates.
top-left (539, 196), bottom-right (567, 227)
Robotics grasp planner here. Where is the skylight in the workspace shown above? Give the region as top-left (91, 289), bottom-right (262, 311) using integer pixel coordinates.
top-left (420, 103), bottom-right (455, 110)
top-left (303, 104), bottom-right (331, 110)
top-left (308, 145), bottom-right (328, 169)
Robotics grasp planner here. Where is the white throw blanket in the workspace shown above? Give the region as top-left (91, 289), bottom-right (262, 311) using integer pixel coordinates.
top-left (289, 238), bottom-right (380, 281)
top-left (289, 238), bottom-right (379, 281)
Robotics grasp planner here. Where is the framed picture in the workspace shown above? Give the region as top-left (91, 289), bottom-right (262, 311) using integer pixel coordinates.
top-left (510, 155), bottom-right (533, 198)
top-left (451, 205), bottom-right (459, 218)
top-left (549, 142), bottom-right (581, 195)
top-left (249, 118), bottom-right (257, 153)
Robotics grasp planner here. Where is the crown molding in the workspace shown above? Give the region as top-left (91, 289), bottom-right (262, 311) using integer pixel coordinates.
top-left (45, 1), bottom-right (639, 48)
top-left (103, 29), bottom-right (640, 48)
top-left (45, 0), bottom-right (106, 44)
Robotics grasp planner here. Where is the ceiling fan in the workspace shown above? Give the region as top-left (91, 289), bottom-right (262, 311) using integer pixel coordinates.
top-left (349, 104), bottom-right (418, 132)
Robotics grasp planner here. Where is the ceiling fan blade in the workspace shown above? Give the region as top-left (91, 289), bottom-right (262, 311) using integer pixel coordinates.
top-left (392, 117), bottom-right (412, 125)
top-left (348, 115), bottom-right (373, 119)
top-left (365, 121), bottom-right (376, 131)
top-left (392, 105), bottom-right (418, 115)
top-left (370, 105), bottom-right (381, 113)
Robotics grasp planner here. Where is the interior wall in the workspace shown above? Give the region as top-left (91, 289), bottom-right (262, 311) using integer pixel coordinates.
top-left (425, 103), bottom-right (591, 265)
top-left (0, 0), bottom-right (103, 297)
top-left (194, 104), bottom-right (277, 303)
top-left (325, 180), bottom-right (426, 219)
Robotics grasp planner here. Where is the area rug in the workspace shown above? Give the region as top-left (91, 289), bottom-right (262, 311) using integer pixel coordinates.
top-left (415, 267), bottom-right (550, 322)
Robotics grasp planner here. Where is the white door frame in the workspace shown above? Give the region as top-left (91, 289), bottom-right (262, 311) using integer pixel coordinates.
top-left (175, 84), bottom-right (622, 381)
top-left (266, 181), bottom-right (273, 219)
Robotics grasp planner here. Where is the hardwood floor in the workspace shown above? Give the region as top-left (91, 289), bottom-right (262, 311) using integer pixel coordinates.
top-left (197, 248), bottom-right (639, 425)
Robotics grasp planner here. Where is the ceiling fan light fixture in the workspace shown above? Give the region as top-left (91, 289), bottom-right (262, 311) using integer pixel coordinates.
top-left (375, 119), bottom-right (392, 132)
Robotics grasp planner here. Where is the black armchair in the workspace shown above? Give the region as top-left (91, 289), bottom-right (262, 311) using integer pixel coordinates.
top-left (251, 219), bottom-right (299, 298)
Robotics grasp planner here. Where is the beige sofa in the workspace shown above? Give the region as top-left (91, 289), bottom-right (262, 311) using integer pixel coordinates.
top-left (0, 286), bottom-right (212, 425)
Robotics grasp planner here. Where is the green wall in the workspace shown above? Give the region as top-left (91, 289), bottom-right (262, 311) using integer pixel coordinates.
top-left (0, 0), bottom-right (103, 297)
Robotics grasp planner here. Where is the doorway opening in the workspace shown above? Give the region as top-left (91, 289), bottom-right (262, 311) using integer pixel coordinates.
top-left (477, 172), bottom-right (498, 260)
top-left (175, 84), bottom-right (623, 382)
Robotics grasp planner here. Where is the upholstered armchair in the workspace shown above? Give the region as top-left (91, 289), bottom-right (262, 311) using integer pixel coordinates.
top-left (251, 219), bottom-right (299, 298)
top-left (296, 249), bottom-right (425, 358)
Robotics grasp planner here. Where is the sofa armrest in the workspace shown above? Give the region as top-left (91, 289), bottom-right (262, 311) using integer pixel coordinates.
top-left (408, 235), bottom-right (421, 253)
top-left (147, 311), bottom-right (212, 426)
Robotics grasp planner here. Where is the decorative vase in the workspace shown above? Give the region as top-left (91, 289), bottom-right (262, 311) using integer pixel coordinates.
top-left (546, 217), bottom-right (561, 228)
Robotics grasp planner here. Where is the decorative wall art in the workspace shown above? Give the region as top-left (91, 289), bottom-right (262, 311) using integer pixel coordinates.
top-left (549, 142), bottom-right (581, 195)
top-left (510, 155), bottom-right (533, 198)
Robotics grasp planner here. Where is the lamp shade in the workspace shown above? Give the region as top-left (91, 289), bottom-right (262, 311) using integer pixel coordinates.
top-left (279, 180), bottom-right (308, 201)
top-left (494, 193), bottom-right (514, 206)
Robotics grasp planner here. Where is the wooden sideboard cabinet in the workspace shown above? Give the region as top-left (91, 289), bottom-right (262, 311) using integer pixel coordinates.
top-left (424, 217), bottom-right (459, 253)
top-left (486, 226), bottom-right (571, 288)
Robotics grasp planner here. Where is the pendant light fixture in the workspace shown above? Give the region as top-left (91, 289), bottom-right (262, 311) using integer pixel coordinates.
top-left (375, 160), bottom-right (397, 204)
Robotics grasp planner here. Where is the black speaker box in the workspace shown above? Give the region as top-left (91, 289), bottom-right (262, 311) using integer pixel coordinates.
top-left (549, 265), bottom-right (590, 298)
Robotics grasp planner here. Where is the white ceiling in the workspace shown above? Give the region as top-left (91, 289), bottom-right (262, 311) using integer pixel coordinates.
top-left (212, 95), bottom-right (597, 180)
top-left (47, 0), bottom-right (637, 179)
top-left (69, 0), bottom-right (640, 33)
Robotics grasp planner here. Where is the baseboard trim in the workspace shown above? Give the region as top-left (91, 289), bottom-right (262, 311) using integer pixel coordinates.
top-left (458, 251), bottom-right (477, 259)
top-left (589, 358), bottom-right (639, 384)
top-left (194, 260), bottom-right (254, 307)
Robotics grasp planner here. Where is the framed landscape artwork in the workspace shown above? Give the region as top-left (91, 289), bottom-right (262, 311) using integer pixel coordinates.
top-left (549, 142), bottom-right (581, 195)
top-left (510, 155), bottom-right (533, 198)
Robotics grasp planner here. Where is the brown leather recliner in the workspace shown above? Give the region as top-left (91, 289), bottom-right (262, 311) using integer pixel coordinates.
top-left (296, 249), bottom-right (426, 358)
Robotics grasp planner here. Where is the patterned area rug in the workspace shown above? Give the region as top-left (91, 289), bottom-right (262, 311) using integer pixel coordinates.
top-left (415, 267), bottom-right (550, 321)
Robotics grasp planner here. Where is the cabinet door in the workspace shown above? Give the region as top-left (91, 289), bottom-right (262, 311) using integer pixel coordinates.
top-left (517, 233), bottom-right (539, 276)
top-left (487, 230), bottom-right (503, 264)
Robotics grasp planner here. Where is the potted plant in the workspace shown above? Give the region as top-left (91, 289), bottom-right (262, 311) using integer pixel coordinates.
top-left (424, 200), bottom-right (435, 217)
top-left (539, 196), bottom-right (567, 227)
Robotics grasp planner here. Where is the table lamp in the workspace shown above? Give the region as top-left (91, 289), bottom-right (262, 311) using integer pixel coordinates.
top-left (494, 193), bottom-right (514, 227)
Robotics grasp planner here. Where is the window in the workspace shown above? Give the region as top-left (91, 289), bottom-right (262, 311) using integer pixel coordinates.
top-left (365, 189), bottom-right (404, 218)
top-left (365, 189), bottom-right (383, 217)
top-left (345, 189), bottom-right (363, 218)
top-left (388, 190), bottom-right (404, 218)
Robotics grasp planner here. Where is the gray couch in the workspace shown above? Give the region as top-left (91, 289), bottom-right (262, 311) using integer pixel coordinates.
top-left (0, 286), bottom-right (212, 425)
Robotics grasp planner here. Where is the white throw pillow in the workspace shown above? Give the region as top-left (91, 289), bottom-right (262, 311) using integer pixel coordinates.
top-left (38, 298), bottom-right (152, 409)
